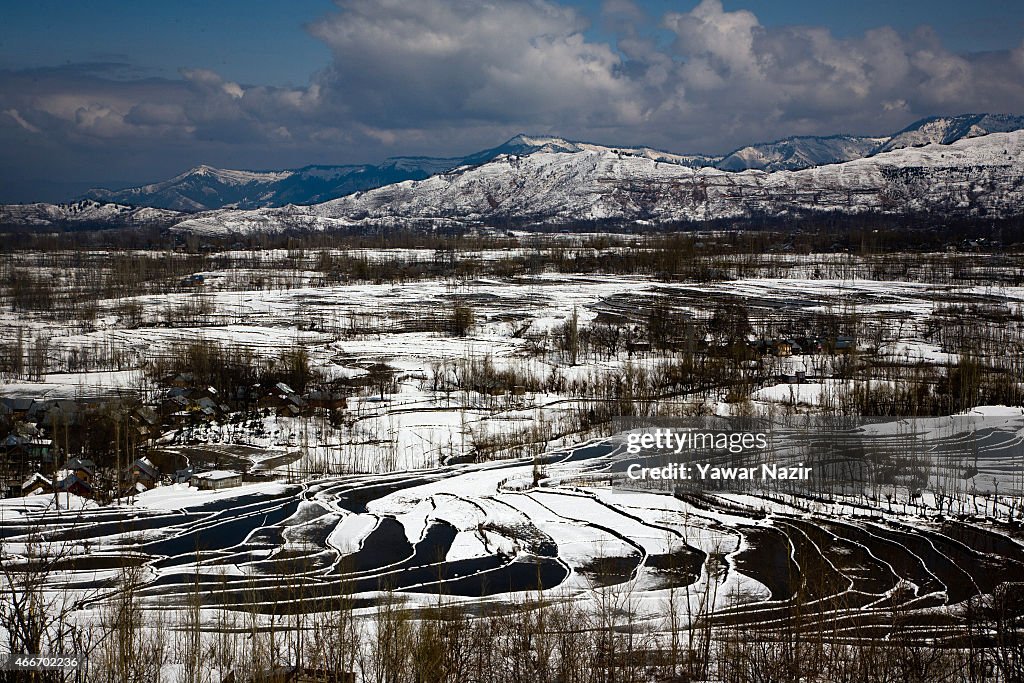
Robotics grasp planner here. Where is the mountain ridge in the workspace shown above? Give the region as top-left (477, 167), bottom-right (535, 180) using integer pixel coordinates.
top-left (167, 129), bottom-right (1024, 236)
top-left (5, 113), bottom-right (1024, 232)
top-left (0, 199), bottom-right (180, 229)
top-left (76, 113), bottom-right (1024, 211)
top-left (82, 134), bottom-right (721, 211)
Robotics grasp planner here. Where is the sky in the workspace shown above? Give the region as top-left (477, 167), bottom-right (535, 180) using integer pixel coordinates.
top-left (2, 0), bottom-right (1024, 201)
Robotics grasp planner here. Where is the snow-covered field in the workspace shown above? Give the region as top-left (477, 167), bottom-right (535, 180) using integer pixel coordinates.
top-left (3, 247), bottom-right (1024, 669)
top-left (4, 423), bottom-right (1023, 643)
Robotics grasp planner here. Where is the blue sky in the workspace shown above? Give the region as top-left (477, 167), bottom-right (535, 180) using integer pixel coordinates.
top-left (0, 1), bottom-right (336, 87)
top-left (2, 0), bottom-right (1024, 200)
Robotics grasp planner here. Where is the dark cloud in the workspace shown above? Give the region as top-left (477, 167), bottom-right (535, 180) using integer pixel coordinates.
top-left (2, 0), bottom-right (1024, 198)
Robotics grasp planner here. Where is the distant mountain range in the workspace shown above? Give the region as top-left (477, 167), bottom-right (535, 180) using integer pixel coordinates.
top-left (78, 113), bottom-right (1024, 212)
top-left (172, 128), bottom-right (1024, 236)
top-left (82, 134), bottom-right (718, 212)
top-left (0, 200), bottom-right (179, 229)
top-left (2, 113), bottom-right (1022, 234)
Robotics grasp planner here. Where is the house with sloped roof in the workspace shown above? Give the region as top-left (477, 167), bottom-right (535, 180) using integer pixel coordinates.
top-left (55, 472), bottom-right (92, 497)
top-left (65, 458), bottom-right (96, 484)
top-left (129, 456), bottom-right (159, 490)
top-left (22, 472), bottom-right (52, 496)
top-left (0, 398), bottom-right (34, 417)
top-left (832, 335), bottom-right (856, 354)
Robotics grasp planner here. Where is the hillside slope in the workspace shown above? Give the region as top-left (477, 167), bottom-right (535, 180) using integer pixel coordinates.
top-left (170, 130), bottom-right (1024, 235)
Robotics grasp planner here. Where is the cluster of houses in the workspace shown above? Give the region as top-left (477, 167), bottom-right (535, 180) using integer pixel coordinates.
top-left (0, 390), bottom-right (250, 500)
top-left (159, 379), bottom-right (233, 424)
top-left (1, 372), bottom-right (348, 501)
top-left (160, 374), bottom-right (346, 422)
top-left (0, 395), bottom-right (161, 441)
top-left (2, 395), bottom-right (105, 430)
top-left (749, 335), bottom-right (856, 357)
top-left (18, 453), bottom-right (157, 499)
top-left (16, 449), bottom-right (245, 500)
top-left (21, 456), bottom-right (99, 498)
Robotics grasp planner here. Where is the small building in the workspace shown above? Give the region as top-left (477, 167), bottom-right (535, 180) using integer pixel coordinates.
top-left (192, 470), bottom-right (243, 490)
top-left (129, 457), bottom-right (160, 490)
top-left (1, 433), bottom-right (28, 458)
top-left (130, 406), bottom-right (160, 440)
top-left (258, 394), bottom-right (288, 410)
top-left (770, 339), bottom-right (794, 357)
top-left (27, 438), bottom-right (53, 460)
top-left (65, 458), bottom-right (96, 484)
top-left (277, 404), bottom-right (301, 418)
top-left (780, 359), bottom-right (807, 384)
top-left (0, 398), bottom-right (34, 419)
top-left (159, 394), bottom-right (189, 418)
top-left (55, 472), bottom-right (92, 497)
top-left (626, 341), bottom-right (652, 355)
top-left (194, 396), bottom-right (222, 419)
top-left (259, 385), bottom-right (307, 416)
top-left (304, 390), bottom-right (347, 410)
top-left (38, 400), bottom-right (83, 427)
top-left (22, 472), bottom-right (52, 496)
top-left (168, 372), bottom-right (194, 388)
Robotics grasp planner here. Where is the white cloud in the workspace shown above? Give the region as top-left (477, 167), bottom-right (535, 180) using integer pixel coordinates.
top-left (2, 0), bottom-right (1024, 187)
top-left (308, 0), bottom-right (636, 128)
top-left (666, 0), bottom-right (762, 82)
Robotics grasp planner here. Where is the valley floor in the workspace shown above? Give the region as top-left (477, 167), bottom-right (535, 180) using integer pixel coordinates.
top-left (2, 241), bottom-right (1024, 680)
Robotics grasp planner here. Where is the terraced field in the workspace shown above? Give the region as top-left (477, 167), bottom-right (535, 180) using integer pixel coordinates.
top-left (4, 433), bottom-right (1024, 646)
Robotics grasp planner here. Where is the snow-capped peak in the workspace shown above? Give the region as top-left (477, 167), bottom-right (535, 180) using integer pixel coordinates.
top-left (75, 113), bottom-right (1024, 213)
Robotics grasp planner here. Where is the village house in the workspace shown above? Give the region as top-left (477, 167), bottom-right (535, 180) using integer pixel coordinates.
top-left (770, 339), bottom-right (794, 356)
top-left (780, 358), bottom-right (808, 384)
top-left (55, 472), bottom-right (92, 497)
top-left (257, 382), bottom-right (308, 417)
top-left (0, 398), bottom-right (34, 420)
top-left (128, 456), bottom-right (160, 490)
top-left (66, 457), bottom-right (96, 485)
top-left (130, 406), bottom-right (160, 441)
top-left (21, 472), bottom-right (52, 496)
top-left (304, 389), bottom-right (347, 410)
top-left (192, 469), bottom-right (243, 490)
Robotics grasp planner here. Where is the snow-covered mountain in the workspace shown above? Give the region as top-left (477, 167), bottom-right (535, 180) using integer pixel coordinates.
top-left (78, 115), bottom-right (1024, 212)
top-left (86, 166), bottom-right (292, 212)
top-left (170, 130), bottom-right (1024, 235)
top-left (873, 114), bottom-right (1024, 154)
top-left (716, 135), bottom-right (887, 172)
top-left (86, 161), bottom-right (465, 212)
top-left (83, 134), bottom-right (718, 212)
top-left (0, 200), bottom-right (180, 229)
top-left (709, 114), bottom-right (1024, 171)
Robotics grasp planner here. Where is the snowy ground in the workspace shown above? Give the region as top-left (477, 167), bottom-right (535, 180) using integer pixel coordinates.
top-left (3, 252), bottom-right (1024, 647)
